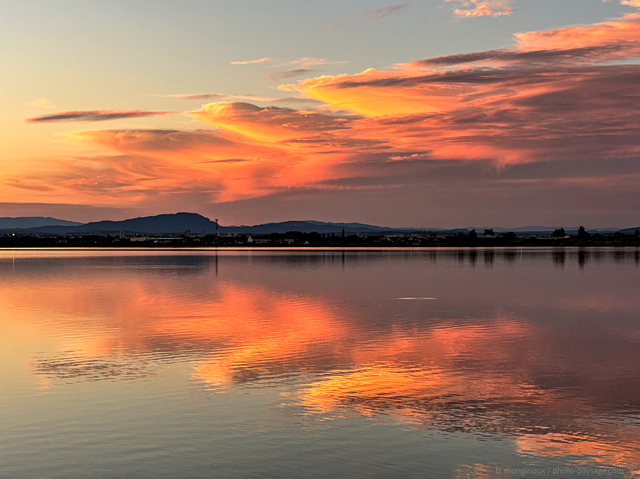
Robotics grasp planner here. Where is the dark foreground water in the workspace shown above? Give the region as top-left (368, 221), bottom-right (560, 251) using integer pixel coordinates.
top-left (1, 248), bottom-right (639, 479)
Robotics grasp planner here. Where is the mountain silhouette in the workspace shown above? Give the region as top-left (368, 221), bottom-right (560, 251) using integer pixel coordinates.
top-left (0, 217), bottom-right (82, 229)
top-left (22, 213), bottom-right (219, 234)
top-left (6, 213), bottom-right (398, 235)
top-left (1, 212), bottom-right (630, 236)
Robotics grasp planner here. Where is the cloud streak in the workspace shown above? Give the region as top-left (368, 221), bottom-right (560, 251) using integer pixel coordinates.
top-left (359, 3), bottom-right (409, 20)
top-left (231, 57), bottom-right (274, 65)
top-left (267, 68), bottom-right (316, 82)
top-left (285, 57), bottom-right (347, 67)
top-left (162, 93), bottom-right (320, 104)
top-left (26, 110), bottom-right (175, 123)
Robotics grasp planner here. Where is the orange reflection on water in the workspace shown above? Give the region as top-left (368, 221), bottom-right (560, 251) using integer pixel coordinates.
top-left (298, 321), bottom-right (556, 418)
top-left (2, 252), bottom-right (639, 474)
top-left (155, 283), bottom-right (348, 388)
top-left (516, 434), bottom-right (640, 475)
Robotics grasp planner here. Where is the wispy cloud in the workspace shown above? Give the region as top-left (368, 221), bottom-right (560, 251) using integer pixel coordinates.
top-left (231, 57), bottom-right (274, 65)
top-left (27, 98), bottom-right (55, 109)
top-left (359, 3), bottom-right (409, 20)
top-left (26, 110), bottom-right (175, 123)
top-left (267, 69), bottom-right (316, 82)
top-left (286, 57), bottom-right (347, 67)
top-left (162, 93), bottom-right (227, 101)
top-left (447, 0), bottom-right (513, 17)
top-left (162, 93), bottom-right (321, 104)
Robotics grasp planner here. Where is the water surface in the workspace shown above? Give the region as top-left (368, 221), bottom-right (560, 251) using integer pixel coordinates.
top-left (1, 248), bottom-right (639, 478)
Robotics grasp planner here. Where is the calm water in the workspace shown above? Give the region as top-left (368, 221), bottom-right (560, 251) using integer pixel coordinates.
top-left (1, 248), bottom-right (639, 479)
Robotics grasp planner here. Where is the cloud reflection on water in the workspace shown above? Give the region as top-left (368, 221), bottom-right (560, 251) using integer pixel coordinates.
top-left (1, 250), bottom-right (639, 473)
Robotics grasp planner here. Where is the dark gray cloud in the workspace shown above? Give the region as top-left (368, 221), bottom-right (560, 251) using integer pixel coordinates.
top-left (26, 110), bottom-right (175, 123)
top-left (359, 3), bottom-right (409, 20)
top-left (267, 69), bottom-right (316, 82)
top-left (417, 43), bottom-right (636, 68)
top-left (164, 93), bottom-right (322, 104)
top-left (165, 93), bottom-right (228, 101)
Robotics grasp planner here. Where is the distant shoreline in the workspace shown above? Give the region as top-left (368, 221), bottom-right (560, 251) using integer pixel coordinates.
top-left (1, 244), bottom-right (639, 251)
top-left (2, 231), bottom-right (639, 249)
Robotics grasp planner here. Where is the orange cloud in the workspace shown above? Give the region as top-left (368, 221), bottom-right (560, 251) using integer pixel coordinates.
top-left (280, 69), bottom-right (460, 116)
top-left (190, 102), bottom-right (353, 143)
top-left (281, 16), bottom-right (640, 165)
top-left (53, 109), bottom-right (360, 203)
top-left (286, 17), bottom-right (640, 117)
top-left (19, 16), bottom-right (640, 207)
top-left (515, 16), bottom-right (640, 51)
top-left (57, 129), bottom-right (293, 202)
top-left (605, 0), bottom-right (640, 8)
top-left (6, 151), bottom-right (224, 206)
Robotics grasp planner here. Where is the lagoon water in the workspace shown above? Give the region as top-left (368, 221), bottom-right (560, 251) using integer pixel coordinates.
top-left (1, 248), bottom-right (639, 478)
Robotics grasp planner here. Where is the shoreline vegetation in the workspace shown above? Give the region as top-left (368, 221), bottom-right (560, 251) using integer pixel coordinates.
top-left (2, 228), bottom-right (639, 248)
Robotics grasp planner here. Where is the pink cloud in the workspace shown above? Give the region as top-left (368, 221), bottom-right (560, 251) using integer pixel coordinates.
top-left (447, 0), bottom-right (513, 17)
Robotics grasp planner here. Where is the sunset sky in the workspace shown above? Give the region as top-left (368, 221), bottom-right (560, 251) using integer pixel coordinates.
top-left (2, 0), bottom-right (640, 227)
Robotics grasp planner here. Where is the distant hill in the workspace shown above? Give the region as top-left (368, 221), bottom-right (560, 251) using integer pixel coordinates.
top-left (17, 214), bottom-right (406, 235)
top-left (619, 227), bottom-right (640, 235)
top-left (224, 221), bottom-right (402, 235)
top-left (10, 214), bottom-right (418, 236)
top-left (3, 212), bottom-right (633, 236)
top-left (80, 212), bottom-right (219, 234)
top-left (0, 217), bottom-right (81, 230)
top-left (26, 213), bottom-right (220, 235)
